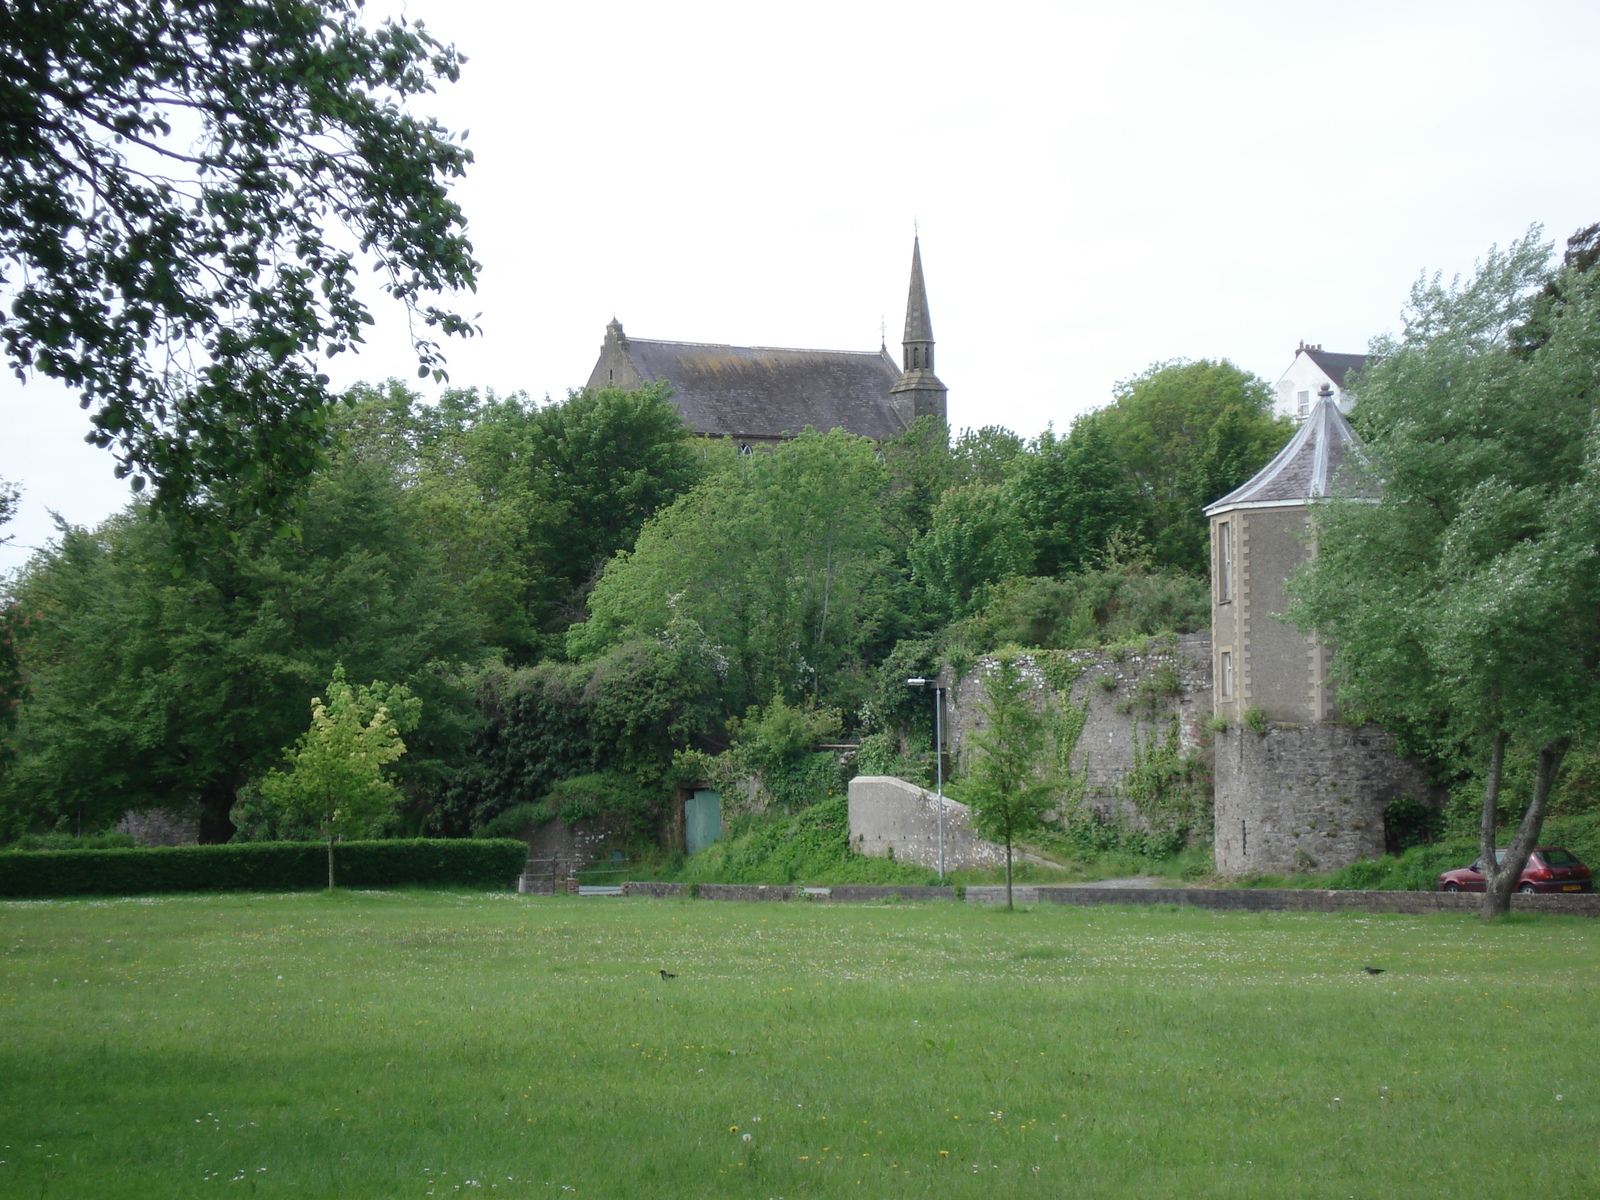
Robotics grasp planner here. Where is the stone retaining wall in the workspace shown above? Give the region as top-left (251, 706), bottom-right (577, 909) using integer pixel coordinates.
top-left (1034, 886), bottom-right (1600, 917)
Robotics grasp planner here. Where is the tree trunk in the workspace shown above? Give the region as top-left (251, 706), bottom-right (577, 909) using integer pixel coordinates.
top-left (197, 781), bottom-right (238, 844)
top-left (1481, 736), bottom-right (1569, 920)
top-left (327, 835), bottom-right (336, 890)
top-left (1004, 835), bottom-right (1014, 911)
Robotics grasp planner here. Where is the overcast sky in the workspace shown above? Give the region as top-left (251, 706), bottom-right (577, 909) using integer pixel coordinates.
top-left (4, 0), bottom-right (1599, 575)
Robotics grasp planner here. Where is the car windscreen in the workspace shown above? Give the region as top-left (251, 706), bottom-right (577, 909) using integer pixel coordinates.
top-left (1538, 848), bottom-right (1582, 867)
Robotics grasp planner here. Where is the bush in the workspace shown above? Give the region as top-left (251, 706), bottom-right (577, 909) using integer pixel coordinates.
top-left (476, 802), bottom-right (544, 840)
top-left (1320, 840), bottom-right (1477, 891)
top-left (0, 839), bottom-right (528, 898)
top-left (7, 831), bottom-right (137, 851)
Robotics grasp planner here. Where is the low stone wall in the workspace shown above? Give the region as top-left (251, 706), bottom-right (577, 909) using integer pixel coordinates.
top-left (697, 883), bottom-right (796, 902)
top-left (847, 775), bottom-right (1011, 871)
top-left (606, 880), bottom-right (1600, 917)
top-left (625, 881), bottom-right (686, 899)
top-left (1035, 886), bottom-right (1600, 917)
top-left (824, 885), bottom-right (958, 902)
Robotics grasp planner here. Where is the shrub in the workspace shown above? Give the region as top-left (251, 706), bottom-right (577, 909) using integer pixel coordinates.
top-left (1384, 796), bottom-right (1444, 853)
top-left (0, 839), bottom-right (528, 897)
top-left (7, 831), bottom-right (137, 851)
top-left (1242, 707), bottom-right (1269, 735)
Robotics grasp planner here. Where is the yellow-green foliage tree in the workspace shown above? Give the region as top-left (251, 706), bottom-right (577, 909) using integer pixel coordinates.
top-left (965, 649), bottom-right (1057, 910)
top-left (260, 667), bottom-right (421, 888)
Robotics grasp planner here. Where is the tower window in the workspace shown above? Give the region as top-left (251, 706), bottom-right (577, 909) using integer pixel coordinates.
top-left (1217, 521), bottom-right (1233, 603)
top-left (1220, 650), bottom-right (1233, 697)
top-left (608, 368), bottom-right (614, 382)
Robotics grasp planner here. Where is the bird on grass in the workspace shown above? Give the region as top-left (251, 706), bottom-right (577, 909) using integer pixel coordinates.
top-left (659, 969), bottom-right (677, 980)
top-left (1364, 966), bottom-right (1386, 975)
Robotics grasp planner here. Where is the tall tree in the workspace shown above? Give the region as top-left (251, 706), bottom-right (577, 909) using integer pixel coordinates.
top-left (0, 0), bottom-right (477, 528)
top-left (0, 441), bottom-right (481, 841)
top-left (1290, 228), bottom-right (1600, 919)
top-left (908, 483), bottom-right (1030, 623)
top-left (1007, 414), bottom-right (1141, 577)
top-left (1099, 360), bottom-right (1292, 572)
top-left (527, 383), bottom-right (706, 608)
top-left (570, 428), bottom-right (887, 711)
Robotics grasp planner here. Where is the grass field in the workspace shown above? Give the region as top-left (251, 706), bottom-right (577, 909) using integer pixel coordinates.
top-left (2, 892), bottom-right (1597, 1199)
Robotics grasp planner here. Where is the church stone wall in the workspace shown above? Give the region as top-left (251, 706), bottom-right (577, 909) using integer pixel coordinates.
top-left (1212, 722), bottom-right (1435, 876)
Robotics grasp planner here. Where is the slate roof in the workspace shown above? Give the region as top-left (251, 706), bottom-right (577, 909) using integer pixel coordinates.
top-left (621, 338), bottom-right (905, 441)
top-left (1302, 347), bottom-right (1369, 389)
top-left (1204, 396), bottom-right (1374, 514)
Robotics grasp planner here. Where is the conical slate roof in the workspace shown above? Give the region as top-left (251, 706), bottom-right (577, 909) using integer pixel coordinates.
top-left (1204, 396), bottom-right (1373, 515)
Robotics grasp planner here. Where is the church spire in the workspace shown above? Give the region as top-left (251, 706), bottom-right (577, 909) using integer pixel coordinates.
top-left (902, 236), bottom-right (934, 371)
top-left (889, 235), bottom-right (948, 426)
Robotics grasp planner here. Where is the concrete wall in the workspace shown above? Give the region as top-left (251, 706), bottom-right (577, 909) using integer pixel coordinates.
top-left (1212, 722), bottom-right (1435, 875)
top-left (946, 635), bottom-right (1213, 825)
top-left (847, 775), bottom-right (1012, 871)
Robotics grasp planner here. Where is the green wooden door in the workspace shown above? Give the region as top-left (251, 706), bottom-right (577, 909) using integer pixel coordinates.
top-left (685, 788), bottom-right (722, 856)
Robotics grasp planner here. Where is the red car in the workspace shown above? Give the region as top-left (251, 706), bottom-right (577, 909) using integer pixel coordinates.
top-left (1438, 847), bottom-right (1592, 894)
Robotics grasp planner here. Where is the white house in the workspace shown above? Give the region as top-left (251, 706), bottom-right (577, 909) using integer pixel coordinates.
top-left (1272, 342), bottom-right (1368, 422)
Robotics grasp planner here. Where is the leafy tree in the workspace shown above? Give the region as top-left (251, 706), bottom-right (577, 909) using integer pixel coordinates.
top-left (0, 0), bottom-right (477, 528)
top-left (878, 416), bottom-right (959, 546)
top-left (570, 428), bottom-right (887, 710)
top-left (1007, 415), bottom-right (1141, 577)
top-left (1289, 229), bottom-right (1600, 919)
top-left (529, 383), bottom-right (706, 606)
top-left (0, 478), bottom-right (19, 738)
top-left (0, 440), bottom-right (481, 842)
top-left (908, 483), bottom-right (1030, 622)
top-left (951, 425), bottom-right (1025, 485)
top-left (963, 649), bottom-right (1057, 909)
top-left (259, 666), bottom-right (420, 887)
top-left (1099, 360), bottom-right (1293, 572)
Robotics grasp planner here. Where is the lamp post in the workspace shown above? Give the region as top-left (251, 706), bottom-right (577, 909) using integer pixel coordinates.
top-left (905, 677), bottom-right (946, 880)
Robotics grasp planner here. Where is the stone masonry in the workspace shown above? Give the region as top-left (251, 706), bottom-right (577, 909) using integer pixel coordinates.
top-left (946, 634), bottom-right (1213, 826)
top-left (1212, 722), bottom-right (1434, 875)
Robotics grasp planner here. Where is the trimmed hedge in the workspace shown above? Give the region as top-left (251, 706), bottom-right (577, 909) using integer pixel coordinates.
top-left (0, 839), bottom-right (529, 898)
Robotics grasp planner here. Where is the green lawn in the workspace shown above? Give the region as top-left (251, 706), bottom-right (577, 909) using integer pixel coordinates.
top-left (1, 892), bottom-right (1596, 1199)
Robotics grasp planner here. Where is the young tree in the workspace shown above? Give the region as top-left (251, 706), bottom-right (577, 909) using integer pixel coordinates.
top-left (259, 666), bottom-right (421, 888)
top-left (1290, 228), bottom-right (1600, 919)
top-left (0, 0), bottom-right (478, 529)
top-left (965, 649), bottom-right (1057, 910)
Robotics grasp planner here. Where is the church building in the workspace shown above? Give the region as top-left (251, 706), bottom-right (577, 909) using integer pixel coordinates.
top-left (585, 238), bottom-right (947, 450)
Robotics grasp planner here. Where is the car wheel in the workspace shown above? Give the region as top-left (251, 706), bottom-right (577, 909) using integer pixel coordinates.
top-left (1444, 882), bottom-right (1461, 893)
top-left (1518, 883), bottom-right (1537, 894)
